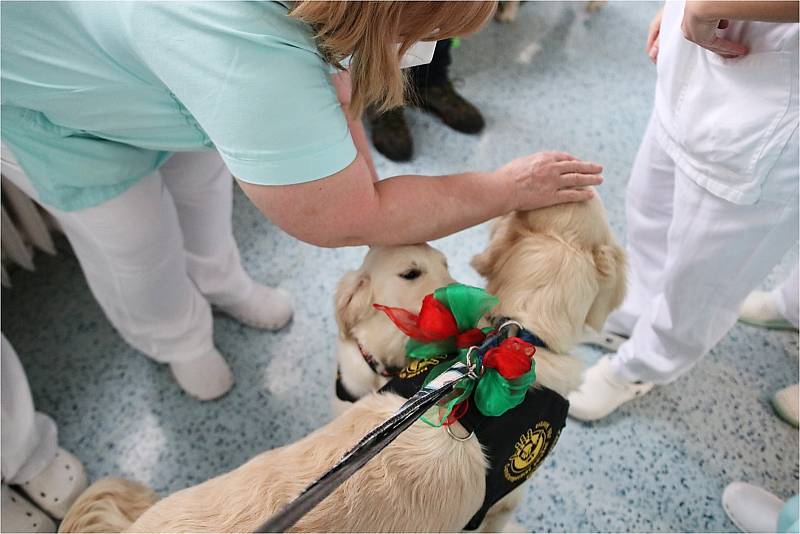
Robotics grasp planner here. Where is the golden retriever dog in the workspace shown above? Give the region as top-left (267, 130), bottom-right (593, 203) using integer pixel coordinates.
top-left (471, 191), bottom-right (626, 396)
top-left (60, 198), bottom-right (625, 533)
top-left (60, 392), bottom-right (486, 533)
top-left (327, 193), bottom-right (625, 531)
top-left (332, 245), bottom-right (455, 414)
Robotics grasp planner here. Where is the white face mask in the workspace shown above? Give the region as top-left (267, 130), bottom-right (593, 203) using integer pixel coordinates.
top-left (339, 40), bottom-right (438, 70)
top-left (397, 40), bottom-right (437, 69)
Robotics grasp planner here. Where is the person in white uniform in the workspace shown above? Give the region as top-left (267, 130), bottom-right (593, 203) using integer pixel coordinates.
top-left (0, 147), bottom-right (294, 403)
top-left (569, 0), bottom-right (799, 421)
top-left (2, 335), bottom-right (87, 532)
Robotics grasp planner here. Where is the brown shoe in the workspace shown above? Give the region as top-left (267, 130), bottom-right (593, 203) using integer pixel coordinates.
top-left (367, 107), bottom-right (413, 162)
top-left (415, 81), bottom-right (485, 134)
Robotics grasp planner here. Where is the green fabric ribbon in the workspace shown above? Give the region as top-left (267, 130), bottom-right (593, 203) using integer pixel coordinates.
top-left (375, 283), bottom-right (537, 427)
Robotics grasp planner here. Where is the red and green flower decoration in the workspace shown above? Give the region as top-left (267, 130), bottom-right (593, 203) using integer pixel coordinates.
top-left (374, 283), bottom-right (537, 425)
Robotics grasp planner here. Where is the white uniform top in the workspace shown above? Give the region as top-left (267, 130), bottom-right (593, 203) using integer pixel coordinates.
top-left (654, 1), bottom-right (799, 205)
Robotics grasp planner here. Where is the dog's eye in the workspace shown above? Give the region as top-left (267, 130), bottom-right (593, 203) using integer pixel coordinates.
top-left (399, 268), bottom-right (423, 280)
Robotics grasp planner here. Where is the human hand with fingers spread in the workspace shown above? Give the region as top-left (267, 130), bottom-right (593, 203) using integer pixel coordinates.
top-left (494, 151), bottom-right (603, 211)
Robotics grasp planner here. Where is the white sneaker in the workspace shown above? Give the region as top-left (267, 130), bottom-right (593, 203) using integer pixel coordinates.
top-left (771, 384), bottom-right (799, 428)
top-left (722, 482), bottom-right (783, 533)
top-left (1, 485), bottom-right (56, 533)
top-left (170, 348), bottom-right (234, 401)
top-left (567, 356), bottom-right (654, 421)
top-left (217, 285), bottom-right (293, 331)
top-left (17, 448), bottom-right (87, 520)
top-left (739, 290), bottom-right (798, 331)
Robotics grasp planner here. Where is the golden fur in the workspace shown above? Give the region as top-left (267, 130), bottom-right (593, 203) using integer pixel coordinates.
top-left (60, 394), bottom-right (485, 532)
top-left (60, 196), bottom-right (624, 533)
top-left (472, 191), bottom-right (626, 397)
top-left (333, 245), bottom-right (455, 411)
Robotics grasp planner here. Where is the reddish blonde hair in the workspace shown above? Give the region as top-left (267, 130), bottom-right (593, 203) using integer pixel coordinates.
top-left (290, 1), bottom-right (496, 117)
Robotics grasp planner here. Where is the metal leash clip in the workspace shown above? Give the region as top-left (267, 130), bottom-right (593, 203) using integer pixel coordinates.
top-left (464, 345), bottom-right (484, 380)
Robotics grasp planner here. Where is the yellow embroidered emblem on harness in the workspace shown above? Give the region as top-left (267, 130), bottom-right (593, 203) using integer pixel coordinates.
top-left (504, 421), bottom-right (555, 482)
top-left (398, 357), bottom-right (444, 379)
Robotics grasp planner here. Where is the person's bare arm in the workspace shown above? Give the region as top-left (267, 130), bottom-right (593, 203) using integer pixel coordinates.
top-left (331, 71), bottom-right (380, 182)
top-left (689, 1), bottom-right (799, 23)
top-left (682, 1), bottom-right (799, 57)
top-left (238, 150), bottom-right (602, 248)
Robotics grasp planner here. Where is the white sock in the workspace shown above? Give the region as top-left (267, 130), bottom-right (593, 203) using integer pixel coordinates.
top-left (170, 348), bottom-right (234, 401)
top-left (217, 285), bottom-right (293, 330)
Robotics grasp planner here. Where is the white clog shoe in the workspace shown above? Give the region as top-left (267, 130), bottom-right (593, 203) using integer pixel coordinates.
top-left (567, 356), bottom-right (654, 421)
top-left (739, 290), bottom-right (798, 331)
top-left (722, 482), bottom-right (784, 533)
top-left (1, 485), bottom-right (56, 533)
top-left (17, 448), bottom-right (88, 520)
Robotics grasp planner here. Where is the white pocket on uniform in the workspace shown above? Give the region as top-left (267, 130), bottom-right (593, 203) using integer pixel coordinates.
top-left (673, 50), bottom-right (793, 186)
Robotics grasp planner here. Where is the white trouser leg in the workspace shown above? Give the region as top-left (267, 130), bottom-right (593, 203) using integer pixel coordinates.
top-left (1, 335), bottom-right (57, 484)
top-left (159, 150), bottom-right (253, 308)
top-left (605, 113), bottom-right (675, 336)
top-left (1, 145), bottom-right (214, 364)
top-left (611, 131), bottom-right (800, 384)
top-left (773, 266), bottom-right (799, 328)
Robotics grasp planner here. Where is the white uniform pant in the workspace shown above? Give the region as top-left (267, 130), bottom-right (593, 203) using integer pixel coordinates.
top-left (774, 266), bottom-right (799, 329)
top-left (1, 146), bottom-right (255, 363)
top-left (1, 334), bottom-right (57, 484)
top-left (605, 114), bottom-right (799, 384)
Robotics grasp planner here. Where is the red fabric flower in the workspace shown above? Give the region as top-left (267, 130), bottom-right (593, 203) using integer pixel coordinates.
top-left (482, 337), bottom-right (535, 380)
top-left (455, 328), bottom-right (487, 349)
top-left (374, 293), bottom-right (459, 343)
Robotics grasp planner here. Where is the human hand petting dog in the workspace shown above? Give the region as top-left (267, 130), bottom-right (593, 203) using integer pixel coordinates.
top-left (495, 151), bottom-right (603, 211)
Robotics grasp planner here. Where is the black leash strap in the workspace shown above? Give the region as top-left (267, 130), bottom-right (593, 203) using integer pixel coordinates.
top-left (253, 360), bottom-right (473, 533)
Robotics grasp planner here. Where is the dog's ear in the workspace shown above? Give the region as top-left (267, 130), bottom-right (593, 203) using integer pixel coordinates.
top-left (471, 215), bottom-right (517, 281)
top-left (585, 243), bottom-right (627, 331)
top-left (335, 271), bottom-right (373, 338)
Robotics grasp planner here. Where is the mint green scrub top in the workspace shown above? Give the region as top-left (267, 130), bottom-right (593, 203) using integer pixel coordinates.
top-left (1, 1), bottom-right (357, 211)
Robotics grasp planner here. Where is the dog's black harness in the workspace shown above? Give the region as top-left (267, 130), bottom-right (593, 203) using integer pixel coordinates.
top-left (263, 322), bottom-right (566, 533)
top-left (333, 324), bottom-right (567, 531)
top-left (378, 331), bottom-right (568, 530)
top-left (335, 342), bottom-right (401, 403)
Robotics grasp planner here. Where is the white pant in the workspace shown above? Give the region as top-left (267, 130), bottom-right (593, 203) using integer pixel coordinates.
top-left (605, 114), bottom-right (799, 384)
top-left (1, 334), bottom-right (57, 484)
top-left (774, 266), bottom-right (799, 328)
top-left (1, 146), bottom-right (255, 363)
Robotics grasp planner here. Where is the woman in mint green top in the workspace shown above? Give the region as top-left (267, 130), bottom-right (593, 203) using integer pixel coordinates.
top-left (2, 2), bottom-right (356, 211)
top-left (0, 1), bottom-right (603, 401)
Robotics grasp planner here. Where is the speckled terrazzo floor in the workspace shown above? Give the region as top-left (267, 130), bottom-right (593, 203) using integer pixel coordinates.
top-left (2, 2), bottom-right (798, 532)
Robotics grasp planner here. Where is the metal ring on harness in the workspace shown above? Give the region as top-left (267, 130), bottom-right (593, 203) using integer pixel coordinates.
top-left (445, 423), bottom-right (474, 442)
top-left (497, 319), bottom-right (524, 338)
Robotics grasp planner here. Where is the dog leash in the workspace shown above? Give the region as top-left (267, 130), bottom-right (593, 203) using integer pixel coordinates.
top-left (253, 320), bottom-right (525, 533)
top-left (253, 359), bottom-right (471, 532)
